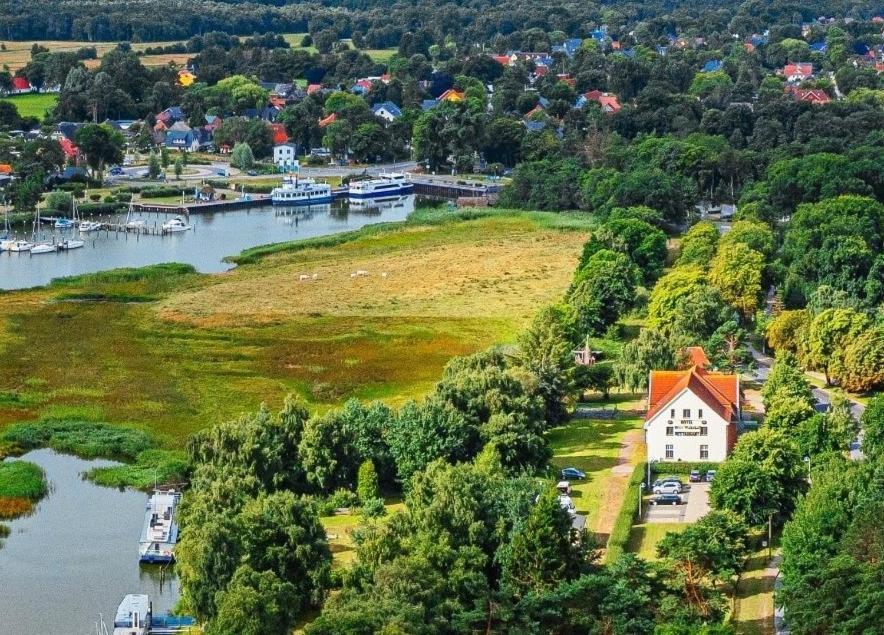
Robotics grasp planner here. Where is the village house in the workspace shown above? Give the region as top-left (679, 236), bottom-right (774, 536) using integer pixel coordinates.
top-left (782, 63), bottom-right (814, 82)
top-left (273, 143), bottom-right (298, 170)
top-left (644, 347), bottom-right (741, 463)
top-left (786, 86), bottom-right (831, 105)
top-left (371, 101), bottom-right (402, 122)
top-left (577, 90), bottom-right (621, 113)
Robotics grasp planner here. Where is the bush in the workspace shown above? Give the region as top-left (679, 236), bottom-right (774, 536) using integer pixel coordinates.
top-left (651, 462), bottom-right (721, 476)
top-left (360, 497), bottom-right (386, 518)
top-left (0, 461), bottom-right (46, 500)
top-left (140, 186), bottom-right (183, 199)
top-left (316, 488), bottom-right (359, 515)
top-left (103, 195), bottom-right (117, 203)
top-left (89, 193), bottom-right (101, 201)
top-left (45, 190), bottom-right (73, 213)
top-left (605, 462), bottom-right (646, 564)
top-left (78, 202), bottom-right (127, 216)
top-left (115, 192), bottom-right (132, 203)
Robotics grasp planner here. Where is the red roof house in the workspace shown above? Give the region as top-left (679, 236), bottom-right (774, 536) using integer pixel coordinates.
top-left (59, 138), bottom-right (78, 159)
top-left (318, 113), bottom-right (337, 127)
top-left (307, 84), bottom-right (323, 95)
top-left (583, 90), bottom-right (622, 113)
top-left (782, 63), bottom-right (813, 82)
top-left (269, 123), bottom-right (289, 144)
top-left (786, 86), bottom-right (831, 105)
top-left (12, 76), bottom-right (31, 92)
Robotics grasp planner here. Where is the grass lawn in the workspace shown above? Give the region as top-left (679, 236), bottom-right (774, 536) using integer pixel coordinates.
top-left (547, 392), bottom-right (645, 544)
top-left (732, 547), bottom-right (777, 635)
top-left (2, 92), bottom-right (58, 121)
top-left (281, 33), bottom-right (395, 62)
top-left (626, 522), bottom-right (686, 560)
top-left (0, 210), bottom-right (591, 447)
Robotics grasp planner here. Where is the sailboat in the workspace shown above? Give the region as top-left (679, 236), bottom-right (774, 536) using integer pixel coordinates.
top-left (55, 196), bottom-right (78, 228)
top-left (30, 204), bottom-right (57, 254)
top-left (125, 201), bottom-right (146, 230)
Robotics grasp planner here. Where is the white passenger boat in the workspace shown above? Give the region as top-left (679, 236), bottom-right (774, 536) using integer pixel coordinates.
top-left (30, 243), bottom-right (57, 254)
top-left (348, 173), bottom-right (413, 200)
top-left (79, 220), bottom-right (102, 233)
top-left (1, 239), bottom-right (34, 252)
top-left (271, 176), bottom-right (333, 205)
top-left (162, 216), bottom-right (191, 232)
top-left (139, 489), bottom-right (181, 563)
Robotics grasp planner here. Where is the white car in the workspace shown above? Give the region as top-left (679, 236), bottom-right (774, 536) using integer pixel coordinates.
top-left (653, 481), bottom-right (682, 495)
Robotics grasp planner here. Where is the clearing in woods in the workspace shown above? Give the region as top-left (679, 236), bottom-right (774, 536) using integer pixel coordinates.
top-left (0, 210), bottom-right (591, 446)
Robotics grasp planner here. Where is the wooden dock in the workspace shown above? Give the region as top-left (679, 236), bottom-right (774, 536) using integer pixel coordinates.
top-left (408, 177), bottom-right (502, 199)
top-left (132, 194), bottom-right (272, 215)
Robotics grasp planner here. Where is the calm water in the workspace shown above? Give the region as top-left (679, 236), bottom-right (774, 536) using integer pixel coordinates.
top-left (0, 449), bottom-right (178, 635)
top-left (0, 196), bottom-right (415, 290)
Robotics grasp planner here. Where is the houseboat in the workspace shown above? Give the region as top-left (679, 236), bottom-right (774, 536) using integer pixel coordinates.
top-left (138, 490), bottom-right (181, 564)
top-left (348, 173), bottom-right (413, 200)
top-left (113, 594), bottom-right (151, 635)
top-left (271, 176), bottom-right (333, 205)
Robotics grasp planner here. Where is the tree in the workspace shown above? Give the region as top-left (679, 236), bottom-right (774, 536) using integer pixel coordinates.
top-left (147, 151), bottom-right (161, 179)
top-left (73, 123), bottom-right (124, 180)
top-left (173, 156), bottom-right (183, 179)
top-left (215, 75), bottom-right (269, 114)
top-left (860, 395), bottom-right (884, 461)
top-left (518, 306), bottom-right (575, 425)
top-left (230, 142), bottom-right (254, 170)
top-left (801, 308), bottom-right (871, 385)
top-left (658, 509), bottom-right (749, 588)
top-left (614, 329), bottom-right (681, 393)
top-left (297, 411), bottom-right (358, 494)
top-left (832, 326), bottom-right (884, 393)
top-left (765, 396), bottom-right (816, 431)
top-left (761, 351), bottom-right (814, 412)
top-left (503, 488), bottom-right (585, 597)
top-left (709, 460), bottom-right (781, 526)
top-left (356, 459), bottom-right (380, 504)
top-left (708, 243), bottom-right (765, 321)
top-left (766, 309), bottom-right (810, 355)
top-left (208, 566), bottom-right (298, 635)
top-left (568, 249), bottom-right (637, 335)
top-left (677, 221), bottom-right (719, 267)
top-left (577, 361), bottom-right (615, 399)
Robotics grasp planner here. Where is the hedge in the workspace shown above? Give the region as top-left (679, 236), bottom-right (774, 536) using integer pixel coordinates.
top-left (605, 462), bottom-right (646, 564)
top-left (78, 202), bottom-right (128, 216)
top-left (140, 186), bottom-right (186, 199)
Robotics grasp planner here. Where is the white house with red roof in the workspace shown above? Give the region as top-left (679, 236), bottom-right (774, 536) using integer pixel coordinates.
top-left (782, 63), bottom-right (814, 82)
top-left (644, 347), bottom-right (741, 462)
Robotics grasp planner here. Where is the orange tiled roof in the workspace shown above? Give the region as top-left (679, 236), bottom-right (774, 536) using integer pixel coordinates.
top-left (685, 346), bottom-right (710, 367)
top-left (647, 365), bottom-right (738, 423)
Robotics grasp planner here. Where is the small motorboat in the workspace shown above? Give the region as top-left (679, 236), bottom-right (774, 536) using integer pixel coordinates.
top-left (58, 239), bottom-right (85, 250)
top-left (30, 243), bottom-right (57, 254)
top-left (79, 220), bottom-right (102, 233)
top-left (54, 217), bottom-right (75, 229)
top-left (1, 239), bottom-right (34, 252)
top-left (126, 219), bottom-right (147, 230)
top-left (162, 216), bottom-right (191, 232)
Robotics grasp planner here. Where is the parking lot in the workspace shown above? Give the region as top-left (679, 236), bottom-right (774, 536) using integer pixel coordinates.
top-left (644, 482), bottom-right (711, 524)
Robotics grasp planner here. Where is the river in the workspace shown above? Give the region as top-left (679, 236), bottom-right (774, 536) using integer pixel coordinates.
top-left (0, 196), bottom-right (415, 290)
top-left (0, 449), bottom-right (179, 635)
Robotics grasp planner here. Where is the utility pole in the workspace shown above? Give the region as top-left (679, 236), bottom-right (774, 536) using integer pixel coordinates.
top-left (768, 513), bottom-right (773, 559)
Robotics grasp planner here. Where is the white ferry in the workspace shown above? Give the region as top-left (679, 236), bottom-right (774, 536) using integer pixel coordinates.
top-left (138, 490), bottom-right (181, 564)
top-left (348, 173), bottom-right (413, 200)
top-left (271, 176), bottom-right (333, 205)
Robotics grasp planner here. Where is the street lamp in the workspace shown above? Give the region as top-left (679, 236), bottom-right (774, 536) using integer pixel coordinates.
top-left (639, 482), bottom-right (646, 519)
top-left (803, 455), bottom-right (811, 482)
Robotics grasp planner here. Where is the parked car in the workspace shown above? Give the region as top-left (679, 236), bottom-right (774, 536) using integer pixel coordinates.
top-left (108, 166), bottom-right (124, 176)
top-left (556, 481), bottom-right (572, 495)
top-left (560, 467), bottom-right (586, 480)
top-left (689, 470), bottom-right (701, 482)
top-left (705, 470), bottom-right (716, 482)
top-left (558, 495), bottom-right (575, 513)
top-left (650, 493), bottom-right (683, 505)
top-left (246, 169), bottom-right (258, 176)
top-left (652, 476), bottom-right (682, 488)
top-left (653, 481), bottom-right (682, 495)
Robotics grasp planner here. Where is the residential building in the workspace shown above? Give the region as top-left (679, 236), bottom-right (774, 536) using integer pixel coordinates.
top-left (782, 63), bottom-right (814, 82)
top-left (644, 347), bottom-right (741, 463)
top-left (273, 143), bottom-right (298, 170)
top-left (371, 101), bottom-right (402, 122)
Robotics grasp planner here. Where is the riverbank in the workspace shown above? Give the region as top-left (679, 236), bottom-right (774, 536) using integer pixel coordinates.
top-left (0, 208), bottom-right (593, 448)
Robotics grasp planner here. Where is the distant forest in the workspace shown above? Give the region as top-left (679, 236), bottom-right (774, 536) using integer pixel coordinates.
top-left (0, 0), bottom-right (880, 44)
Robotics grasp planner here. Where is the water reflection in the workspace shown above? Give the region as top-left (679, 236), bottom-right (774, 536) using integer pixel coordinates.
top-left (1, 196), bottom-right (415, 290)
top-left (0, 449), bottom-right (179, 635)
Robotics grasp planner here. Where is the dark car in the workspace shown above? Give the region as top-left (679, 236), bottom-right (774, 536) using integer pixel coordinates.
top-left (108, 166), bottom-right (124, 176)
top-left (650, 493), bottom-right (683, 505)
top-left (560, 467), bottom-right (586, 480)
top-left (689, 470), bottom-right (701, 483)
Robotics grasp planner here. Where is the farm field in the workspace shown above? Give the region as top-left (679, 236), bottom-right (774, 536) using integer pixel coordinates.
top-left (0, 209), bottom-right (591, 447)
top-left (1, 92), bottom-right (58, 121)
top-left (0, 39), bottom-right (191, 72)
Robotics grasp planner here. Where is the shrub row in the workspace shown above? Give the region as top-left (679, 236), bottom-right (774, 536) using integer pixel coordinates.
top-left (140, 186), bottom-right (186, 199)
top-left (605, 461), bottom-right (646, 564)
top-left (651, 461), bottom-right (721, 476)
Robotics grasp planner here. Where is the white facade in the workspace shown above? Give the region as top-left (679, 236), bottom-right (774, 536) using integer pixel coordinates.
top-left (645, 388), bottom-right (733, 463)
top-left (373, 106), bottom-right (398, 122)
top-left (273, 144), bottom-right (298, 170)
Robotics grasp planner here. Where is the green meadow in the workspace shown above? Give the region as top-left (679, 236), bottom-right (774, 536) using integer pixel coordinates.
top-left (0, 210), bottom-right (591, 448)
top-left (2, 92), bottom-right (58, 121)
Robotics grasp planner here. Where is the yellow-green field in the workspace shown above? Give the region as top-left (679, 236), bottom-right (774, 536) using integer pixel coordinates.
top-left (0, 210), bottom-right (590, 447)
top-left (1, 93), bottom-right (58, 121)
top-left (0, 39), bottom-right (191, 72)
top-left (281, 33), bottom-right (396, 62)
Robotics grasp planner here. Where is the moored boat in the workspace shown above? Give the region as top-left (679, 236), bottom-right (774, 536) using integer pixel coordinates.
top-left (58, 238), bottom-right (85, 250)
top-left (30, 243), bottom-right (57, 254)
top-left (348, 173), bottom-right (413, 200)
top-left (79, 220), bottom-right (102, 233)
top-left (271, 175), bottom-right (333, 205)
top-left (1, 239), bottom-right (34, 252)
top-left (161, 216), bottom-right (191, 232)
top-left (139, 489), bottom-right (181, 564)
top-left (112, 594), bottom-right (151, 635)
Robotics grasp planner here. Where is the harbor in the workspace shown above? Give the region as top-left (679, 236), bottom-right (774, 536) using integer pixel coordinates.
top-left (0, 450), bottom-right (179, 635)
top-left (0, 196), bottom-right (415, 290)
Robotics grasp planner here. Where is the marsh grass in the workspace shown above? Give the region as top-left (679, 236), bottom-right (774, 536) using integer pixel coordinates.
top-left (2, 420), bottom-right (153, 460)
top-left (0, 460), bottom-right (47, 519)
top-left (87, 449), bottom-right (189, 488)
